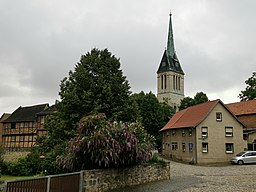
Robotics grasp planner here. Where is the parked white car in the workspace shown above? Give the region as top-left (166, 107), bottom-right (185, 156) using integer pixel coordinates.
top-left (230, 151), bottom-right (256, 165)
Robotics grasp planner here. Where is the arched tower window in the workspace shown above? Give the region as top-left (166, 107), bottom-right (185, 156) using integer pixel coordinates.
top-left (173, 75), bottom-right (175, 90)
top-left (178, 76), bottom-right (181, 90)
top-left (176, 75), bottom-right (177, 90)
top-left (164, 75), bottom-right (167, 89)
top-left (161, 75), bottom-right (163, 90)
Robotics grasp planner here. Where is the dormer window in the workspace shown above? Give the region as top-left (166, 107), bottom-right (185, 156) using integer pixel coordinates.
top-left (216, 112), bottom-right (222, 122)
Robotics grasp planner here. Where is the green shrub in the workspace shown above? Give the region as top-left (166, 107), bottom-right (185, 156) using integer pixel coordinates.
top-left (149, 153), bottom-right (165, 164)
top-left (0, 146), bottom-right (3, 177)
top-left (5, 158), bottom-right (32, 176)
top-left (1, 151), bottom-right (42, 176)
top-left (0, 161), bottom-right (8, 175)
top-left (40, 152), bottom-right (64, 175)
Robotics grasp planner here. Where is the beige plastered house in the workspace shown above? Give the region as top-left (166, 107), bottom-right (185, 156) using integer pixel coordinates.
top-left (160, 99), bottom-right (246, 164)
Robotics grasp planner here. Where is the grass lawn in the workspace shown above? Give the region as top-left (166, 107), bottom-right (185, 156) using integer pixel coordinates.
top-left (0, 175), bottom-right (34, 181)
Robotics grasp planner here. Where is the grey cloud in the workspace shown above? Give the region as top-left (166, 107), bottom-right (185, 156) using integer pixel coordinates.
top-left (0, 0), bottom-right (255, 114)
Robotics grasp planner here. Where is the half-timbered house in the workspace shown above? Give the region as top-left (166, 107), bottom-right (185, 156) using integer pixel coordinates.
top-left (2, 104), bottom-right (49, 151)
top-left (36, 105), bottom-right (56, 137)
top-left (0, 113), bottom-right (11, 145)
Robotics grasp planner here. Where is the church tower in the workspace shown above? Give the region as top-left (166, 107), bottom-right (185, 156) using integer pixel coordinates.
top-left (157, 12), bottom-right (184, 110)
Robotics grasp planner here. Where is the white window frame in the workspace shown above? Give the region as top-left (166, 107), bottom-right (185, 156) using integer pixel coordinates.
top-left (40, 116), bottom-right (46, 124)
top-left (182, 143), bottom-right (186, 152)
top-left (20, 135), bottom-right (24, 142)
top-left (188, 129), bottom-right (192, 137)
top-left (225, 127), bottom-right (233, 137)
top-left (226, 143), bottom-right (234, 153)
top-left (201, 127), bottom-right (208, 138)
top-left (20, 122), bottom-right (24, 128)
top-left (11, 136), bottom-right (16, 142)
top-left (202, 142), bottom-right (208, 153)
top-left (29, 135), bottom-right (33, 142)
top-left (182, 129), bottom-right (186, 137)
top-left (216, 112), bottom-right (222, 122)
top-left (29, 122), bottom-right (33, 128)
top-left (172, 142), bottom-right (178, 151)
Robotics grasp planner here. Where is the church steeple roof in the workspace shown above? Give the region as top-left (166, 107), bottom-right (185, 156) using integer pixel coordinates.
top-left (157, 12), bottom-right (184, 75)
top-left (167, 12), bottom-right (175, 58)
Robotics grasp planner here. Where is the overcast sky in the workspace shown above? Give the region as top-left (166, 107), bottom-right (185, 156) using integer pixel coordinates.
top-left (0, 0), bottom-right (255, 114)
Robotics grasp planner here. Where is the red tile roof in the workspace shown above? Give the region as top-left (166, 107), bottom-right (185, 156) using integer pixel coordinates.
top-left (160, 100), bottom-right (220, 131)
top-left (226, 100), bottom-right (256, 116)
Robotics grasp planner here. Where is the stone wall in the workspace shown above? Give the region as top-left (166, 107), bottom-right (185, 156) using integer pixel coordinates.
top-left (0, 181), bottom-right (4, 192)
top-left (1, 162), bottom-right (170, 192)
top-left (83, 162), bottom-right (170, 192)
top-left (3, 151), bottom-right (30, 162)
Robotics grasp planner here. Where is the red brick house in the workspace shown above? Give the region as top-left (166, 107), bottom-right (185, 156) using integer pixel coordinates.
top-left (226, 100), bottom-right (256, 150)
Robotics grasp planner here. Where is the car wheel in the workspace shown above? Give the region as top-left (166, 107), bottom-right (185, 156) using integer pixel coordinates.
top-left (238, 160), bottom-right (243, 165)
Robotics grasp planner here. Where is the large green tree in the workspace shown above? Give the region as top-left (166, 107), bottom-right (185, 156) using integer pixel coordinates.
top-left (36, 48), bottom-right (135, 172)
top-left (48, 48), bottom-right (133, 141)
top-left (239, 72), bottom-right (256, 101)
top-left (131, 91), bottom-right (174, 147)
top-left (179, 92), bottom-right (209, 110)
top-left (193, 92), bottom-right (209, 105)
top-left (179, 96), bottom-right (194, 111)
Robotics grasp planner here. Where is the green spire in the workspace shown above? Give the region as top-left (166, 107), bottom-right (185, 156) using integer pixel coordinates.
top-left (167, 11), bottom-right (175, 58)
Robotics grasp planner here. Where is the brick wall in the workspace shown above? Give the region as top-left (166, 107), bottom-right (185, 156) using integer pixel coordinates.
top-left (83, 162), bottom-right (170, 192)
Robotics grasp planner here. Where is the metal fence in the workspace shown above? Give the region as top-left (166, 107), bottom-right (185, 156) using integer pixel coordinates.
top-left (5, 172), bottom-right (82, 192)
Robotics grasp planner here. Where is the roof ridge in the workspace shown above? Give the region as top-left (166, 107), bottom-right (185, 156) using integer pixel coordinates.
top-left (20, 103), bottom-right (49, 109)
top-left (160, 99), bottom-right (221, 131)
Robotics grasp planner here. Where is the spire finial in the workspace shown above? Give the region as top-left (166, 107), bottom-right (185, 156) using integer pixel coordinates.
top-left (167, 11), bottom-right (175, 58)
top-left (169, 9), bottom-right (172, 16)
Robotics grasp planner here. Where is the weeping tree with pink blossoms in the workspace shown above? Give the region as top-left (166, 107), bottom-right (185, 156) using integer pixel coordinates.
top-left (57, 113), bottom-right (155, 171)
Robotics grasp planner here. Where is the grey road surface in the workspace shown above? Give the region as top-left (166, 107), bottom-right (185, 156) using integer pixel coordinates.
top-left (109, 160), bottom-right (256, 192)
